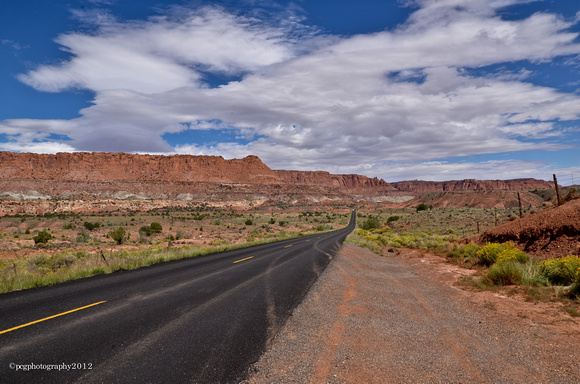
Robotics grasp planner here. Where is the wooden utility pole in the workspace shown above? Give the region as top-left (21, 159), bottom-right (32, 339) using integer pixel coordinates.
top-left (517, 192), bottom-right (523, 218)
top-left (553, 174), bottom-right (562, 206)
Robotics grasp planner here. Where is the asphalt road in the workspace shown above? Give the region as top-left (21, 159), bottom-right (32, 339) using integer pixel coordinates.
top-left (0, 211), bottom-right (355, 383)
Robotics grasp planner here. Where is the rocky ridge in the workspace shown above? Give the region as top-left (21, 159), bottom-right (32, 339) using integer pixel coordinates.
top-left (0, 152), bottom-right (555, 214)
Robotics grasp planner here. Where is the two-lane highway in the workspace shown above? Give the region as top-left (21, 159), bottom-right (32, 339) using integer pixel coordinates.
top-left (1, 211), bottom-right (356, 383)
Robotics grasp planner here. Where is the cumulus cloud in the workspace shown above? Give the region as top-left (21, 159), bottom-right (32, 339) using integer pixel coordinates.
top-left (3, 0), bottom-right (580, 181)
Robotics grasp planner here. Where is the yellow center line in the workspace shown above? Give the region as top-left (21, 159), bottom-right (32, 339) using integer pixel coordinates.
top-left (0, 301), bottom-right (107, 335)
top-left (284, 245), bottom-right (293, 248)
top-left (233, 256), bottom-right (254, 264)
top-left (305, 240), bottom-right (310, 242)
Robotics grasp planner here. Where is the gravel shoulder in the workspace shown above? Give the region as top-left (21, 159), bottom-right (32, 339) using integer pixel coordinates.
top-left (245, 244), bottom-right (580, 384)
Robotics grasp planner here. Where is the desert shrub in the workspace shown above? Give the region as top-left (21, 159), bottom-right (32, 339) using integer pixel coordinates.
top-left (495, 248), bottom-right (529, 265)
top-left (108, 227), bottom-right (127, 245)
top-left (62, 222), bottom-right (74, 230)
top-left (33, 231), bottom-right (54, 245)
top-left (486, 261), bottom-right (523, 286)
top-left (476, 242), bottom-right (518, 266)
top-left (387, 215), bottom-right (400, 224)
top-left (83, 222), bottom-right (100, 231)
top-left (563, 187), bottom-right (579, 203)
top-left (362, 217), bottom-right (380, 230)
top-left (245, 219), bottom-right (253, 226)
top-left (150, 222), bottom-right (162, 233)
top-left (346, 232), bottom-right (382, 254)
top-left (416, 203), bottom-right (429, 212)
top-left (447, 243), bottom-right (481, 261)
top-left (571, 267), bottom-right (580, 296)
top-left (539, 255), bottom-right (580, 286)
top-left (208, 238), bottom-right (229, 246)
top-left (27, 253), bottom-right (75, 273)
top-left (520, 262), bottom-right (549, 287)
top-left (139, 225), bottom-right (154, 236)
top-left (75, 230), bottom-right (92, 243)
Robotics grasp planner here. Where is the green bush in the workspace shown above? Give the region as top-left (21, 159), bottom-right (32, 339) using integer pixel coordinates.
top-left (108, 227), bottom-right (127, 245)
top-left (33, 231), bottom-right (54, 245)
top-left (139, 225), bottom-right (155, 236)
top-left (539, 255), bottom-right (580, 286)
top-left (486, 261), bottom-right (523, 286)
top-left (447, 243), bottom-right (480, 261)
top-left (150, 222), bottom-right (163, 233)
top-left (571, 267), bottom-right (580, 296)
top-left (387, 216), bottom-right (400, 224)
top-left (563, 187), bottom-right (579, 203)
top-left (27, 253), bottom-right (75, 273)
top-left (362, 217), bottom-right (380, 230)
top-left (245, 219), bottom-right (253, 226)
top-left (83, 222), bottom-right (100, 231)
top-left (416, 203), bottom-right (429, 212)
top-left (75, 231), bottom-right (92, 243)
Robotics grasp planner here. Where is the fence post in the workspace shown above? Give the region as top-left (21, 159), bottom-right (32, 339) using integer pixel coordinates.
top-left (100, 250), bottom-right (109, 266)
top-left (553, 174), bottom-right (562, 206)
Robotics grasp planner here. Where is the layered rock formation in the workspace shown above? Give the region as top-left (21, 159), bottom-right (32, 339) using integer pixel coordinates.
top-left (0, 152), bottom-right (557, 213)
top-left (391, 179), bottom-right (553, 193)
top-left (275, 170), bottom-right (395, 195)
top-left (0, 152), bottom-right (278, 184)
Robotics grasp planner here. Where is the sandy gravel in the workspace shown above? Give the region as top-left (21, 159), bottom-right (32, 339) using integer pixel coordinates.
top-left (245, 244), bottom-right (580, 384)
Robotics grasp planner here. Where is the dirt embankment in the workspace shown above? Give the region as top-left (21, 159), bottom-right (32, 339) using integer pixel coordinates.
top-left (246, 244), bottom-right (580, 383)
top-left (468, 199), bottom-right (580, 258)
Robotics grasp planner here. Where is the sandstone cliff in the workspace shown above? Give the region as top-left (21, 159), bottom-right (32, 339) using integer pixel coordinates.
top-left (391, 179), bottom-right (553, 193)
top-left (0, 152), bottom-right (278, 184)
top-left (0, 152), bottom-right (557, 212)
top-left (275, 170), bottom-right (395, 195)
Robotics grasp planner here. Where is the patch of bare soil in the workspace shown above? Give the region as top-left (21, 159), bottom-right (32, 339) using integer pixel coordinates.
top-left (246, 244), bottom-right (580, 383)
top-left (472, 199), bottom-right (580, 258)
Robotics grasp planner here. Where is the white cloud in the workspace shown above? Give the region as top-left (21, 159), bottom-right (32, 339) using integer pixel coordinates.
top-left (4, 0), bottom-right (580, 181)
top-left (17, 7), bottom-right (303, 93)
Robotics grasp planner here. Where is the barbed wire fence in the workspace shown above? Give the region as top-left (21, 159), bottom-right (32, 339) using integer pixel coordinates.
top-left (556, 173), bottom-right (577, 187)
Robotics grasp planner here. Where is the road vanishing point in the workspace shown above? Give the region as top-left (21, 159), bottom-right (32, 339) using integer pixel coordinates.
top-left (1, 211), bottom-right (356, 383)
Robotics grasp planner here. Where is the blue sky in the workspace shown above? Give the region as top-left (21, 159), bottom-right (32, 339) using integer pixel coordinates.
top-left (1, 0), bottom-right (580, 183)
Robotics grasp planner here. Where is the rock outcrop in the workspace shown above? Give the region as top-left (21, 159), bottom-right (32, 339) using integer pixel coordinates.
top-left (0, 152), bottom-right (558, 213)
top-left (391, 179), bottom-right (553, 193)
top-left (275, 170), bottom-right (395, 195)
top-left (0, 152), bottom-right (278, 184)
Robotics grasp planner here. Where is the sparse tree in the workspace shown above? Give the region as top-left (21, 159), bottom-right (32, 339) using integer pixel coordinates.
top-left (150, 222), bottom-right (163, 233)
top-left (108, 227), bottom-right (127, 245)
top-left (33, 230), bottom-right (54, 245)
top-left (416, 203), bottom-right (429, 212)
